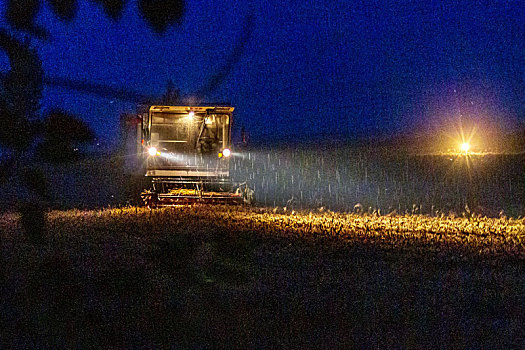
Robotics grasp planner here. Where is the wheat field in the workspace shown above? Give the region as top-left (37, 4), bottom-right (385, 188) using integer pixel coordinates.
top-left (0, 205), bottom-right (523, 348)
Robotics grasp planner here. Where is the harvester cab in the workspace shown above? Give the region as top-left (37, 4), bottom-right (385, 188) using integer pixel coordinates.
top-left (140, 105), bottom-right (250, 207)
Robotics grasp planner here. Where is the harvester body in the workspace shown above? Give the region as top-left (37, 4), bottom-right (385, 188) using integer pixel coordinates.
top-left (140, 105), bottom-right (246, 207)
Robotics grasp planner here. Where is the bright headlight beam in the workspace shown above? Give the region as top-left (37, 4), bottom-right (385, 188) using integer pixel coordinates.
top-left (222, 148), bottom-right (231, 157)
top-left (148, 147), bottom-right (158, 156)
top-left (460, 143), bottom-right (470, 153)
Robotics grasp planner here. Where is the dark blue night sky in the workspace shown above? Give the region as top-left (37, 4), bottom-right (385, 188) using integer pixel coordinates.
top-left (1, 0), bottom-right (523, 146)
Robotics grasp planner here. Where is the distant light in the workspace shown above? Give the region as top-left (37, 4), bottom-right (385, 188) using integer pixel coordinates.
top-left (461, 143), bottom-right (470, 153)
top-left (222, 148), bottom-right (231, 157)
top-left (188, 111), bottom-right (194, 120)
top-left (148, 147), bottom-right (158, 156)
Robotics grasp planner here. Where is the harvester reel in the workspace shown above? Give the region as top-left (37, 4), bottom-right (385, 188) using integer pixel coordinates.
top-left (140, 182), bottom-right (250, 207)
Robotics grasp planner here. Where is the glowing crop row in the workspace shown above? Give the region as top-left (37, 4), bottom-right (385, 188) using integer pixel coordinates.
top-left (32, 205), bottom-right (524, 261)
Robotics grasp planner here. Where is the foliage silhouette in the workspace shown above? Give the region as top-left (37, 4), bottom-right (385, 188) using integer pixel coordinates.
top-left (0, 31), bottom-right (43, 151)
top-left (44, 109), bottom-right (95, 143)
top-left (38, 109), bottom-right (95, 162)
top-left (4, 0), bottom-right (186, 35)
top-left (48, 0), bottom-right (78, 21)
top-left (1, 0), bottom-right (252, 105)
top-left (138, 0), bottom-right (185, 33)
top-left (92, 0), bottom-right (127, 20)
top-left (6, 0), bottom-right (41, 32)
top-left (0, 0), bottom-right (198, 242)
top-left (0, 0), bottom-right (253, 240)
top-left (0, 0), bottom-right (191, 239)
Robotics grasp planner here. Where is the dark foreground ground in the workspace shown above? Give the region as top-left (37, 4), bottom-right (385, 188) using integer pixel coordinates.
top-left (0, 206), bottom-right (524, 348)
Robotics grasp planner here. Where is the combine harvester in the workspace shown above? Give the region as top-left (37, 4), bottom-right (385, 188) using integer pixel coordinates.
top-left (136, 105), bottom-right (251, 207)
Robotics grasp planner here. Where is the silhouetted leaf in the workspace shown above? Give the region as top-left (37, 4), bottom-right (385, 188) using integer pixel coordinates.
top-left (43, 109), bottom-right (94, 143)
top-left (0, 31), bottom-right (43, 150)
top-left (138, 0), bottom-right (185, 34)
top-left (0, 31), bottom-right (44, 111)
top-left (0, 106), bottom-right (34, 150)
top-left (92, 0), bottom-right (127, 20)
top-left (5, 0), bottom-right (41, 32)
top-left (37, 140), bottom-right (79, 162)
top-left (47, 0), bottom-right (78, 21)
top-left (37, 109), bottom-right (94, 162)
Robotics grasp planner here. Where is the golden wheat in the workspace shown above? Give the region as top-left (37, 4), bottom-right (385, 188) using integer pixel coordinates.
top-left (0, 205), bottom-right (509, 261)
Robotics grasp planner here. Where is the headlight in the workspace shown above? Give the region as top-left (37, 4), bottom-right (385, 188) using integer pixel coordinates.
top-left (222, 148), bottom-right (231, 157)
top-left (460, 143), bottom-right (470, 153)
top-left (148, 147), bottom-right (158, 156)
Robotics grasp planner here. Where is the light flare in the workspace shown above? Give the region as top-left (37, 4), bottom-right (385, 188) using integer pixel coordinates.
top-left (148, 147), bottom-right (158, 156)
